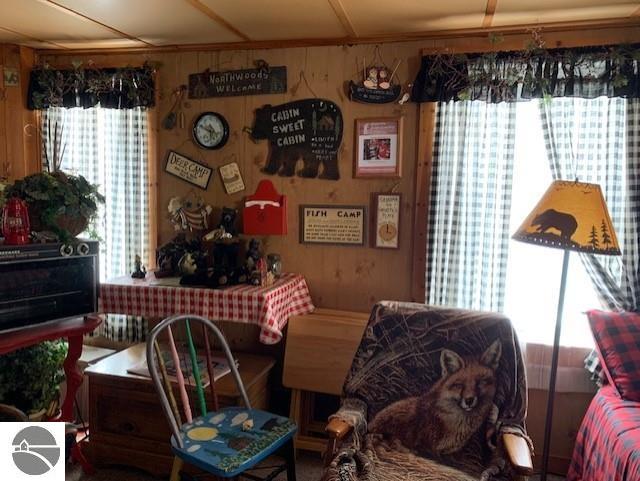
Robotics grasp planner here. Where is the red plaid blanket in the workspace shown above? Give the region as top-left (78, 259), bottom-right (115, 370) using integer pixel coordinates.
top-left (568, 385), bottom-right (640, 481)
top-left (99, 273), bottom-right (314, 344)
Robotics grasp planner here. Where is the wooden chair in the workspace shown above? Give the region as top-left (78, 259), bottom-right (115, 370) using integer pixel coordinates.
top-left (146, 314), bottom-right (297, 481)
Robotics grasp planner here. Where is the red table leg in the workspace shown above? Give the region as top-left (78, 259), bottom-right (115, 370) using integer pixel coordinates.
top-left (61, 334), bottom-right (83, 423)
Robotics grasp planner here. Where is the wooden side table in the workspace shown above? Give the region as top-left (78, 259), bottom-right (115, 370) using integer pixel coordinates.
top-left (283, 309), bottom-right (369, 453)
top-left (85, 343), bottom-right (276, 476)
top-left (0, 315), bottom-right (102, 422)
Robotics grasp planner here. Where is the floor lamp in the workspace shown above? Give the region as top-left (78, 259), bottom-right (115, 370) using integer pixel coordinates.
top-left (512, 180), bottom-right (621, 481)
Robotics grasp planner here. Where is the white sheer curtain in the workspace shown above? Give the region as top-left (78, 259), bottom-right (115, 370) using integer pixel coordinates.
top-left (42, 107), bottom-right (150, 342)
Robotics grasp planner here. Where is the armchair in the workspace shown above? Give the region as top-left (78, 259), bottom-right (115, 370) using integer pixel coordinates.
top-left (322, 302), bottom-right (534, 481)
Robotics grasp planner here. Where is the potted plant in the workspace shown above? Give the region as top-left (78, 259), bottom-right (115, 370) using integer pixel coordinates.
top-left (5, 172), bottom-right (105, 241)
top-left (0, 341), bottom-right (68, 419)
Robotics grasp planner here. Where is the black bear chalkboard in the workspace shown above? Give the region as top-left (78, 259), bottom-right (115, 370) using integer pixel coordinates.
top-left (250, 99), bottom-right (343, 180)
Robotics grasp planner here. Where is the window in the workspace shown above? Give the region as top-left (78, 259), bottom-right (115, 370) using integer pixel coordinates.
top-left (42, 107), bottom-right (150, 341)
top-left (426, 97), bottom-right (626, 349)
top-left (504, 100), bottom-right (624, 348)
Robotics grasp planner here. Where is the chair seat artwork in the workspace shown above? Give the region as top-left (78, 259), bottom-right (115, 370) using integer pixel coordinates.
top-left (322, 302), bottom-right (534, 481)
top-left (146, 315), bottom-right (297, 481)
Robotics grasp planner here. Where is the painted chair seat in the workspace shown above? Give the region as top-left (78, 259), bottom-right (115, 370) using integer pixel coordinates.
top-left (171, 406), bottom-right (297, 478)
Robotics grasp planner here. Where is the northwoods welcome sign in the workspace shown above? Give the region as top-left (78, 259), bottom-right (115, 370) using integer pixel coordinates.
top-left (188, 66), bottom-right (287, 98)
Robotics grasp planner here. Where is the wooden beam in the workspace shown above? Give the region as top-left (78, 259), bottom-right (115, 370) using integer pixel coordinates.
top-left (482, 0), bottom-right (498, 28)
top-left (327, 0), bottom-right (357, 37)
top-left (33, 16), bottom-right (640, 56)
top-left (39, 0), bottom-right (154, 47)
top-left (631, 6), bottom-right (640, 17)
top-left (183, 0), bottom-right (251, 42)
top-left (0, 25), bottom-right (68, 50)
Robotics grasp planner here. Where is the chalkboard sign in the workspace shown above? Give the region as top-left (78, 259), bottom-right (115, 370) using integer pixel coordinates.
top-left (348, 81), bottom-right (402, 104)
top-left (250, 99), bottom-right (343, 180)
top-left (188, 66), bottom-right (287, 99)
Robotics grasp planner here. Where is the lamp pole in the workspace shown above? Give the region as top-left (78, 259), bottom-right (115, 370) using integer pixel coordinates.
top-left (540, 248), bottom-right (570, 481)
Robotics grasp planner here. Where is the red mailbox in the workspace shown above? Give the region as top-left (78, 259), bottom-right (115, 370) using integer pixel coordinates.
top-left (242, 180), bottom-right (287, 235)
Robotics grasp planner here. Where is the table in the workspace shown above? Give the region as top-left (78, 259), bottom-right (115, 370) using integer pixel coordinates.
top-left (283, 308), bottom-right (369, 453)
top-left (99, 273), bottom-right (314, 344)
top-left (0, 315), bottom-right (103, 423)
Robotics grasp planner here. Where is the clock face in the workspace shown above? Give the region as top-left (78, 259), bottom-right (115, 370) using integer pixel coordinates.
top-left (193, 112), bottom-right (229, 150)
top-left (378, 222), bottom-right (398, 242)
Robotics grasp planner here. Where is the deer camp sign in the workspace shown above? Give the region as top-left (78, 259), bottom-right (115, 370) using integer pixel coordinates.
top-left (188, 66), bottom-right (287, 98)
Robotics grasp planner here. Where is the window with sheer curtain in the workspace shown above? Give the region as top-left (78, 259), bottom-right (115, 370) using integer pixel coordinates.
top-left (426, 97), bottom-right (627, 350)
top-left (42, 107), bottom-right (150, 342)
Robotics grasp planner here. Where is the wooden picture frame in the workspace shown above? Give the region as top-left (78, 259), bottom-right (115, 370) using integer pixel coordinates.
top-left (164, 150), bottom-right (213, 190)
top-left (299, 204), bottom-right (366, 246)
top-left (354, 117), bottom-right (403, 178)
top-left (371, 193), bottom-right (401, 249)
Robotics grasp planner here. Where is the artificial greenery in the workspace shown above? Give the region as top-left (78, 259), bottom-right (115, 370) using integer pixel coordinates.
top-left (5, 171), bottom-right (105, 241)
top-left (29, 62), bottom-right (156, 110)
top-left (413, 36), bottom-right (640, 103)
top-left (0, 341), bottom-right (68, 414)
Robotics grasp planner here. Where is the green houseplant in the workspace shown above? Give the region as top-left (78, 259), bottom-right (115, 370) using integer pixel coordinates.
top-left (0, 341), bottom-right (68, 416)
top-left (5, 171), bottom-right (105, 241)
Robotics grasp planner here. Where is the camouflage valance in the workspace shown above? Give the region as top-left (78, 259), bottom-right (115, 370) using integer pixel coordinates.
top-left (411, 43), bottom-right (640, 103)
top-left (28, 64), bottom-right (155, 110)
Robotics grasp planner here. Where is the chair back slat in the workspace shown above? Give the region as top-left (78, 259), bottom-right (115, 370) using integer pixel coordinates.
top-left (154, 340), bottom-right (182, 425)
top-left (185, 319), bottom-right (207, 417)
top-left (166, 325), bottom-right (193, 423)
top-left (147, 314), bottom-right (253, 449)
top-left (202, 324), bottom-right (220, 411)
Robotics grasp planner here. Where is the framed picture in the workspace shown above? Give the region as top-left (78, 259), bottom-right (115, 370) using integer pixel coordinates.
top-left (299, 205), bottom-right (366, 246)
top-left (164, 150), bottom-right (213, 190)
top-left (371, 193), bottom-right (401, 249)
top-left (354, 117), bottom-right (403, 178)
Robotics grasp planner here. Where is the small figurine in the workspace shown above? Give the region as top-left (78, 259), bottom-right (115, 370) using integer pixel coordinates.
top-left (131, 254), bottom-right (147, 279)
top-left (378, 67), bottom-right (390, 89)
top-left (246, 238), bottom-right (261, 270)
top-left (218, 207), bottom-right (238, 237)
top-left (364, 66), bottom-right (379, 89)
top-left (168, 195), bottom-right (212, 232)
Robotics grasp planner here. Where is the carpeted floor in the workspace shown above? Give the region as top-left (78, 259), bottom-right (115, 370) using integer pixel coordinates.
top-left (67, 453), bottom-right (565, 481)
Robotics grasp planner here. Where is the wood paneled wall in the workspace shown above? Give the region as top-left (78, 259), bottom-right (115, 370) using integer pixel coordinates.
top-left (0, 44), bottom-right (38, 181)
top-left (38, 23), bottom-right (640, 313)
top-left (42, 42), bottom-right (424, 312)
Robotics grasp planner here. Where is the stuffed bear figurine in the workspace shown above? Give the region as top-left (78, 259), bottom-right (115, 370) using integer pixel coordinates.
top-left (218, 207), bottom-right (238, 237)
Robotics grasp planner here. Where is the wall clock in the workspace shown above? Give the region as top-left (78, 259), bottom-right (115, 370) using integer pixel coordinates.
top-left (192, 111), bottom-right (229, 150)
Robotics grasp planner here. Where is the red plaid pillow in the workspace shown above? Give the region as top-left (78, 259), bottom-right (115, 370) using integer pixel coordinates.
top-left (587, 309), bottom-right (640, 401)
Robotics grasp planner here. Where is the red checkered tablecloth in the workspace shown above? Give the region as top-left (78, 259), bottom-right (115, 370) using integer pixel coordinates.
top-left (99, 273), bottom-right (315, 344)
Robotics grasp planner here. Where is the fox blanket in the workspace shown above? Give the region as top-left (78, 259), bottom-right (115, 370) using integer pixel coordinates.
top-left (323, 302), bottom-right (531, 481)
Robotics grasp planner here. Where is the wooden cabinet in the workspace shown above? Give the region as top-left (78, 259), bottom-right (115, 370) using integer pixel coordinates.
top-left (85, 343), bottom-right (275, 477)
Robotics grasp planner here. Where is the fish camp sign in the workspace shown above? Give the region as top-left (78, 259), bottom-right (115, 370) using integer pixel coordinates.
top-left (189, 66), bottom-right (287, 98)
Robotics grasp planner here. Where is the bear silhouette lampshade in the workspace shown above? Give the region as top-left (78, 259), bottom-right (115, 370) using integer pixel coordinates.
top-left (512, 180), bottom-right (620, 255)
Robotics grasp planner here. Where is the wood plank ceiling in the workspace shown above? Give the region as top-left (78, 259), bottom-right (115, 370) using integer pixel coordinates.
top-left (0, 0), bottom-right (638, 51)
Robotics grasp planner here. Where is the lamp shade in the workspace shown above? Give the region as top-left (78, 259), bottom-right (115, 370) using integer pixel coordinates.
top-left (512, 180), bottom-right (620, 256)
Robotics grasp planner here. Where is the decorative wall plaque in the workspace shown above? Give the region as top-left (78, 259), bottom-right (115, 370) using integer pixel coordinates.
top-left (219, 162), bottom-right (245, 194)
top-left (299, 205), bottom-right (366, 246)
top-left (251, 99), bottom-right (343, 180)
top-left (164, 150), bottom-right (213, 189)
top-left (354, 117), bottom-right (403, 178)
top-left (372, 193), bottom-right (401, 249)
top-left (188, 66), bottom-right (287, 99)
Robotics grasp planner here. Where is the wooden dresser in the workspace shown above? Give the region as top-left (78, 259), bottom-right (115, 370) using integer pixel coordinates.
top-left (85, 343), bottom-right (275, 476)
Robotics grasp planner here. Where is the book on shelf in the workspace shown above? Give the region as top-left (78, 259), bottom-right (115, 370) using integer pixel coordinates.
top-left (127, 346), bottom-right (238, 388)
